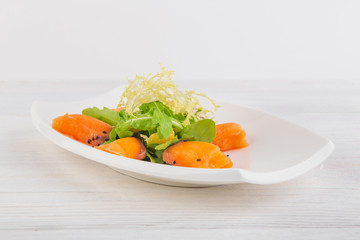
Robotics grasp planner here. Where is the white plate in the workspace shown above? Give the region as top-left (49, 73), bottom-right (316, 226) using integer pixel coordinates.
top-left (31, 85), bottom-right (334, 187)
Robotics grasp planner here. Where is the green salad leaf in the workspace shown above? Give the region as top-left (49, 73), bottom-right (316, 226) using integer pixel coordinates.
top-left (115, 129), bottom-right (133, 138)
top-left (146, 143), bottom-right (166, 164)
top-left (82, 107), bottom-right (119, 126)
top-left (179, 119), bottom-right (216, 143)
top-left (154, 137), bottom-right (179, 150)
top-left (146, 151), bottom-right (165, 164)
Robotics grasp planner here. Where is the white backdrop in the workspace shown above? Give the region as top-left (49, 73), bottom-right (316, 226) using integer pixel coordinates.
top-left (1, 0), bottom-right (359, 81)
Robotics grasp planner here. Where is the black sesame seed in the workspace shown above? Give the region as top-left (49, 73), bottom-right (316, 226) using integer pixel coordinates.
top-left (95, 136), bottom-right (99, 140)
top-left (226, 155), bottom-right (229, 157)
top-left (92, 137), bottom-right (95, 141)
top-left (88, 139), bottom-right (91, 144)
top-left (105, 138), bottom-right (109, 141)
top-left (196, 159), bottom-right (201, 161)
top-left (103, 131), bottom-right (107, 134)
top-left (173, 161), bottom-right (176, 164)
top-left (97, 144), bottom-right (100, 146)
top-left (183, 140), bottom-right (188, 142)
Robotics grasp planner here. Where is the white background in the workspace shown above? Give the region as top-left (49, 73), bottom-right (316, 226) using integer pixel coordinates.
top-left (1, 0), bottom-right (360, 81)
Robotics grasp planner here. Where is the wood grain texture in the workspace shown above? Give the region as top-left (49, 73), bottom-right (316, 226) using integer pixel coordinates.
top-left (0, 80), bottom-right (359, 239)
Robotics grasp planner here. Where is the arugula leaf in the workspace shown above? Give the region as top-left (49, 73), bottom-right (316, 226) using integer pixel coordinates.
top-left (180, 119), bottom-right (216, 143)
top-left (82, 107), bottom-right (119, 126)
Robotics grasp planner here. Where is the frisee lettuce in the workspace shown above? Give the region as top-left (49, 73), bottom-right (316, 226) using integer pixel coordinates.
top-left (119, 65), bottom-right (219, 126)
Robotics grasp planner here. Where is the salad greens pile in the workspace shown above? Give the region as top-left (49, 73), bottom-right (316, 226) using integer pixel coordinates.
top-left (82, 65), bottom-right (219, 164)
top-left (82, 102), bottom-right (216, 164)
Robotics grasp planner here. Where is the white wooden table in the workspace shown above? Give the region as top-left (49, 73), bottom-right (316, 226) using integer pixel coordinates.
top-left (1, 80), bottom-right (359, 239)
